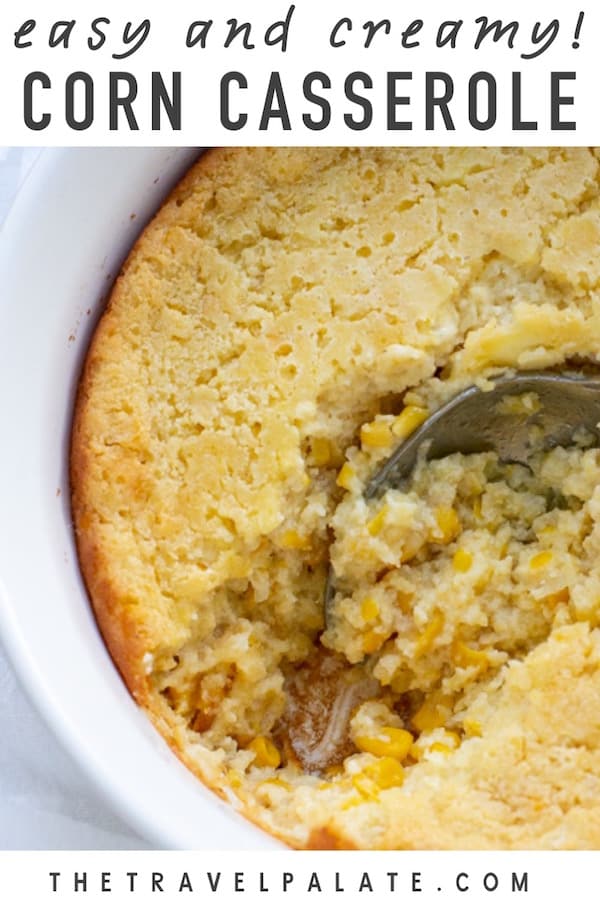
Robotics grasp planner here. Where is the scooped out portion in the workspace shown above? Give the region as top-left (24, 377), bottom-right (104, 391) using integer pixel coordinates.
top-left (326, 409), bottom-right (600, 732)
top-left (72, 148), bottom-right (600, 848)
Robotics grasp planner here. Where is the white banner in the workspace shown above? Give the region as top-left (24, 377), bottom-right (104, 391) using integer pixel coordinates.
top-left (0, 850), bottom-right (591, 899)
top-left (0, 0), bottom-right (598, 144)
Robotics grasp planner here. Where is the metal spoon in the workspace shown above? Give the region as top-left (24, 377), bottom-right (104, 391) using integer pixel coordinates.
top-left (324, 371), bottom-right (600, 615)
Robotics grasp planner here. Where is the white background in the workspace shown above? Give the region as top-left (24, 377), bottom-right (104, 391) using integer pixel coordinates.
top-left (0, 849), bottom-right (592, 898)
top-left (0, 0), bottom-right (597, 144)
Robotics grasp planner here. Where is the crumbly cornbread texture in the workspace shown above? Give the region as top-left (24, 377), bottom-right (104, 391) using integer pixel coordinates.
top-left (72, 148), bottom-right (600, 848)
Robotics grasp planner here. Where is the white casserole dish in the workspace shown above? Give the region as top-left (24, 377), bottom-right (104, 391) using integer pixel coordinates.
top-left (0, 148), bottom-right (281, 849)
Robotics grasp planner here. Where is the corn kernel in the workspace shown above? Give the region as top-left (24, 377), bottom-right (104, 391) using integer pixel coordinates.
top-left (352, 772), bottom-right (379, 800)
top-left (340, 795), bottom-right (364, 809)
top-left (542, 587), bottom-right (570, 606)
top-left (361, 597), bottom-right (380, 622)
top-left (412, 692), bottom-right (453, 732)
top-left (463, 719), bottom-right (482, 737)
top-left (452, 548), bottom-right (473, 573)
top-left (336, 463), bottom-right (356, 490)
top-left (262, 777), bottom-right (292, 791)
top-left (428, 742), bottom-right (453, 755)
top-left (392, 406), bottom-right (429, 440)
top-left (354, 727), bottom-right (414, 760)
top-left (361, 420), bottom-right (394, 449)
top-left (411, 730), bottom-right (460, 759)
top-left (248, 736), bottom-right (281, 768)
top-left (228, 770), bottom-right (242, 788)
top-left (367, 505), bottom-right (388, 536)
top-left (369, 757), bottom-right (406, 788)
top-left (353, 758), bottom-right (405, 797)
top-left (362, 630), bottom-right (387, 654)
top-left (452, 641), bottom-right (489, 672)
top-left (414, 611), bottom-right (444, 658)
top-left (433, 507), bottom-right (461, 544)
top-left (472, 496), bottom-right (482, 519)
top-left (279, 529), bottom-right (311, 550)
top-left (310, 437), bottom-right (333, 466)
top-left (530, 550), bottom-right (553, 570)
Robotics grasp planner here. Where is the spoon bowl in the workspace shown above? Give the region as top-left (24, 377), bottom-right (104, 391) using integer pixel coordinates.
top-left (325, 371), bottom-right (600, 614)
top-left (366, 371), bottom-right (600, 499)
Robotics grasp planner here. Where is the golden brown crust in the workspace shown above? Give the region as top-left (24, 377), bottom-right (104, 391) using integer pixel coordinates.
top-left (71, 378), bottom-right (146, 703)
top-left (306, 828), bottom-right (356, 850)
top-left (71, 149), bottom-right (220, 701)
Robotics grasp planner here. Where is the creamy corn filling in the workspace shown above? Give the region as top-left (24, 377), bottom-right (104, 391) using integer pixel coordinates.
top-left (156, 382), bottom-right (600, 783)
top-left (326, 418), bottom-right (600, 724)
